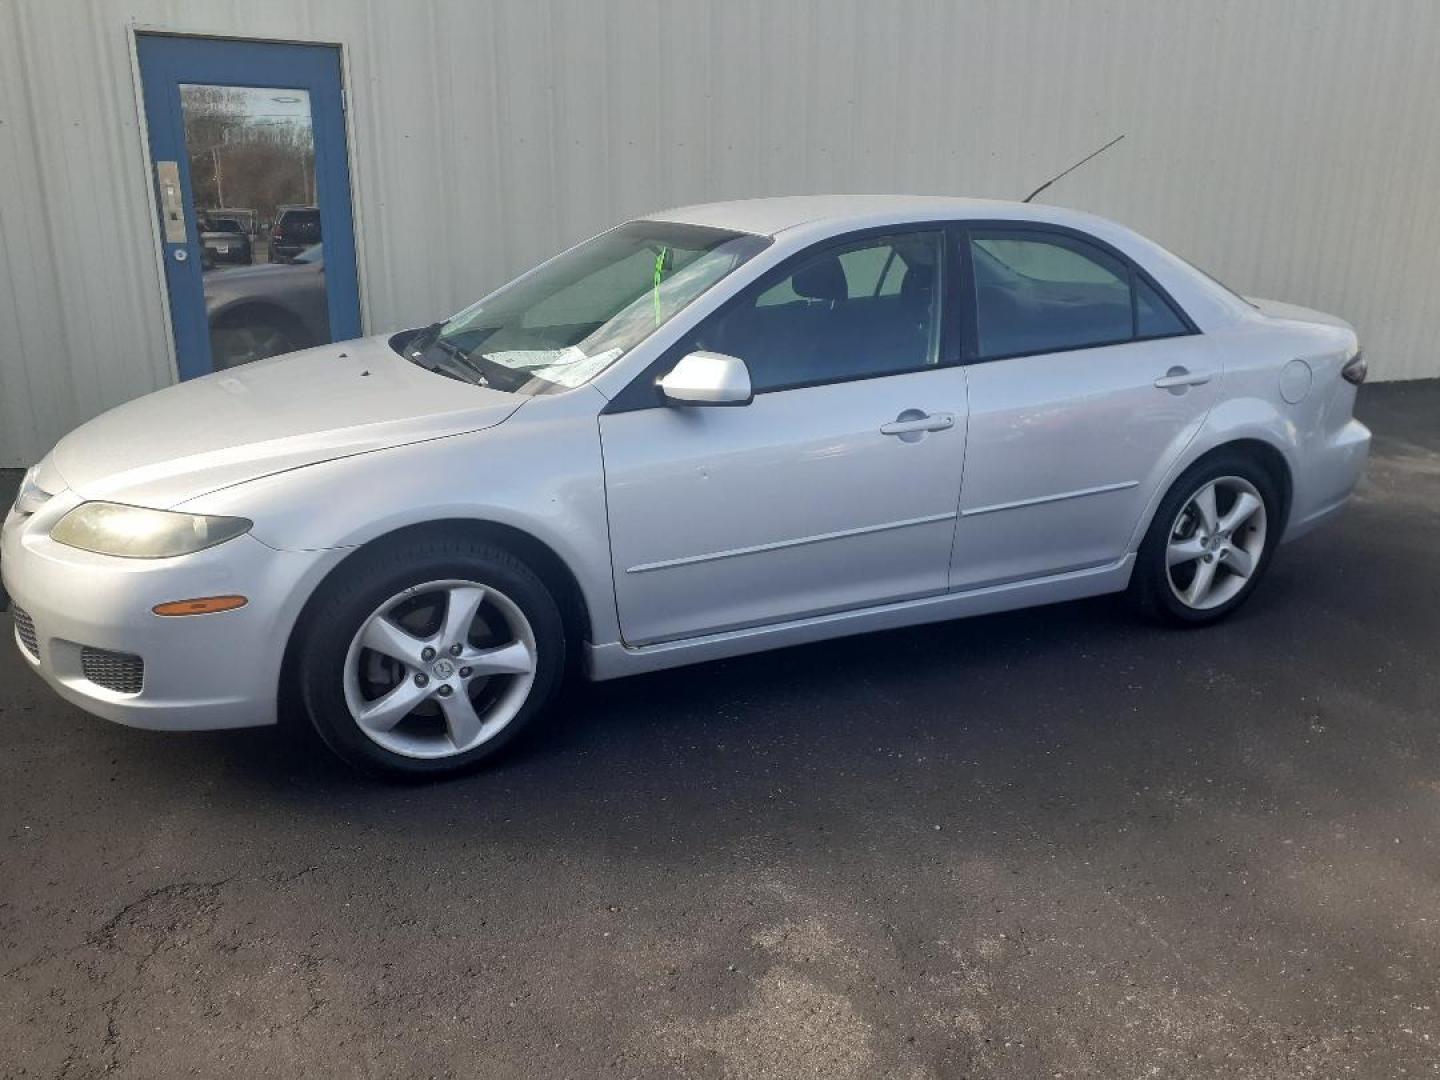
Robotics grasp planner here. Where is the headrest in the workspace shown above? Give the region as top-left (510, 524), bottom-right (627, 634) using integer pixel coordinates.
top-left (793, 255), bottom-right (848, 302)
top-left (901, 262), bottom-right (934, 297)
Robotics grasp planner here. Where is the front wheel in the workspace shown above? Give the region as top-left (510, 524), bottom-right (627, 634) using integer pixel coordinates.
top-left (1130, 454), bottom-right (1280, 625)
top-left (297, 536), bottom-right (566, 777)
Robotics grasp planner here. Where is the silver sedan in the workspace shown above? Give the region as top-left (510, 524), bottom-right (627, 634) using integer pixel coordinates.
top-left (3, 196), bottom-right (1371, 776)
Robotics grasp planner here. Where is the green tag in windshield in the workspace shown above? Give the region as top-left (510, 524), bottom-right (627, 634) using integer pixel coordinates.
top-left (653, 247), bottom-right (668, 325)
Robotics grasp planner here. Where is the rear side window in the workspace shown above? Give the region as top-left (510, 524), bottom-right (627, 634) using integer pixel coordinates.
top-left (1136, 277), bottom-right (1188, 336)
top-left (968, 229), bottom-right (1189, 360)
top-left (689, 230), bottom-right (944, 393)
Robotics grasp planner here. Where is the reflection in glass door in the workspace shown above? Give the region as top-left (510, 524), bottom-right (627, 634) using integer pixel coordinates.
top-left (137, 36), bottom-right (360, 378)
top-left (181, 84), bottom-right (331, 368)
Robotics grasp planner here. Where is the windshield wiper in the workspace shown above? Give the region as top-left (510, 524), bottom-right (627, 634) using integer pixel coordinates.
top-left (407, 321), bottom-right (444, 358)
top-left (435, 337), bottom-right (497, 386)
top-left (402, 323), bottom-right (494, 387)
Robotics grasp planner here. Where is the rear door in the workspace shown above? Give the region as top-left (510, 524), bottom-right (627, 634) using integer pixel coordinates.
top-left (600, 227), bottom-right (970, 646)
top-left (950, 224), bottom-right (1221, 589)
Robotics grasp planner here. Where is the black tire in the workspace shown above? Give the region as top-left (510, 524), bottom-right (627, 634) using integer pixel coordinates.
top-left (1129, 450), bottom-right (1282, 626)
top-left (297, 534), bottom-right (566, 778)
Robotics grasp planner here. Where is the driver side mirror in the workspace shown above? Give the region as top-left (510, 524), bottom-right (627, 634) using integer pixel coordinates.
top-left (659, 351), bottom-right (753, 407)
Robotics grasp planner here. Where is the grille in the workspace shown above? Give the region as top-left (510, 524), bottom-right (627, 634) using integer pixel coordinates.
top-left (12, 606), bottom-right (38, 658)
top-left (80, 646), bottom-right (144, 694)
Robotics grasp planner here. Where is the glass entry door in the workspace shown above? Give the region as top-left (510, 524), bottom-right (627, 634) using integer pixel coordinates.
top-left (136, 34), bottom-right (361, 377)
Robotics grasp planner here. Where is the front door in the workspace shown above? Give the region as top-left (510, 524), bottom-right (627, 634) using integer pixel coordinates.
top-left (136, 34), bottom-right (361, 378)
top-left (600, 228), bottom-right (968, 647)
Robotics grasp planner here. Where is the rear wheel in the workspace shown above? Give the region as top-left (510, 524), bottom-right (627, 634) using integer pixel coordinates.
top-left (1130, 453), bottom-right (1280, 625)
top-left (298, 536), bottom-right (565, 777)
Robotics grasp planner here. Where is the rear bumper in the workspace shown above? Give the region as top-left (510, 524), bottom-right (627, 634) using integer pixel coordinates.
top-left (3, 503), bottom-right (341, 731)
top-left (1283, 417), bottom-right (1371, 542)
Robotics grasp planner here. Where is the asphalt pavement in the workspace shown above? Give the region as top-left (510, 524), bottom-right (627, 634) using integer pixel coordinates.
top-left (1, 381), bottom-right (1437, 1078)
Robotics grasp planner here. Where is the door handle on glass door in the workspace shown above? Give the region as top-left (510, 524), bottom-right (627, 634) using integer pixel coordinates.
top-left (1154, 366), bottom-right (1211, 393)
top-left (880, 411), bottom-right (954, 437)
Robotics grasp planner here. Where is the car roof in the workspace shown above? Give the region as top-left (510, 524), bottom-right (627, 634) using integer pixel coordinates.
top-left (643, 194), bottom-right (1113, 238)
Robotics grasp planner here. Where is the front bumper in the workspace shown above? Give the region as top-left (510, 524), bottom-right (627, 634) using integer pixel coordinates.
top-left (3, 496), bottom-right (342, 731)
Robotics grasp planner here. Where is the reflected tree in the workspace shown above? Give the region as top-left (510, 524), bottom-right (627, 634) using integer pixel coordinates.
top-left (181, 85), bottom-right (316, 226)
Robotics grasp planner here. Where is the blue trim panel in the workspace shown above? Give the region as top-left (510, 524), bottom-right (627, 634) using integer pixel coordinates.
top-left (136, 34), bottom-right (361, 380)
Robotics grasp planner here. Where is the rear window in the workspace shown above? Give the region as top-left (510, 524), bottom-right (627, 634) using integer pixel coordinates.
top-left (280, 209), bottom-right (320, 227)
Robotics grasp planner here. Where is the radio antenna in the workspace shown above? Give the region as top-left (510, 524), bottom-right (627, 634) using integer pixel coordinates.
top-left (1022, 134), bottom-right (1125, 204)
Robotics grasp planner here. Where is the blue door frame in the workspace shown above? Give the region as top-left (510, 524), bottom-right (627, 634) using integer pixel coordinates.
top-left (136, 34), bottom-right (362, 380)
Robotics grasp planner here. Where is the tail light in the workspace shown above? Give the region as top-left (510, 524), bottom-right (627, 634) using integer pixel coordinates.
top-left (1342, 349), bottom-right (1367, 385)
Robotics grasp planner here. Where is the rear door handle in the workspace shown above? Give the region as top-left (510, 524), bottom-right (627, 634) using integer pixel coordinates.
top-left (881, 411), bottom-right (954, 437)
top-left (1154, 366), bottom-right (1212, 392)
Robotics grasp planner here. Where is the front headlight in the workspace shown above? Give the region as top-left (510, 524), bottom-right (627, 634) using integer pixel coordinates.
top-left (50, 502), bottom-right (252, 558)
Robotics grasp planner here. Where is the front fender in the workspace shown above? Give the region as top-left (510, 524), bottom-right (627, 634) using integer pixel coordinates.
top-left (177, 386), bottom-right (621, 648)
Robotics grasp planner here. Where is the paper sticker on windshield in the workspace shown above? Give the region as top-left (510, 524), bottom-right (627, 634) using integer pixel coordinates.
top-left (481, 346), bottom-right (622, 388)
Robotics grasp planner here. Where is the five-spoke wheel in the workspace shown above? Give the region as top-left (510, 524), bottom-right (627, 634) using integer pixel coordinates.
top-left (298, 536), bottom-right (564, 777)
top-left (344, 580), bottom-right (538, 759)
top-left (1165, 476), bottom-right (1268, 610)
top-left (1131, 453), bottom-right (1280, 625)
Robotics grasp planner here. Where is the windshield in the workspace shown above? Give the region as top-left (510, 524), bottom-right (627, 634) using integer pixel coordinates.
top-left (402, 221), bottom-right (769, 393)
top-left (293, 243), bottom-right (323, 264)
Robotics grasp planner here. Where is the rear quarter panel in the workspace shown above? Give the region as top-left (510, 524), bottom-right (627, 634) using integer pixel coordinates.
top-left (1125, 312), bottom-right (1360, 549)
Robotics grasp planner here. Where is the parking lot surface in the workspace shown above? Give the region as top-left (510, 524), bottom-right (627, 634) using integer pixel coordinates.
top-left (1, 381), bottom-right (1437, 1078)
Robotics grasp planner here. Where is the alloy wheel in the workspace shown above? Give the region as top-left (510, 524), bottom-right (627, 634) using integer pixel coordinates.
top-left (1165, 475), bottom-right (1268, 611)
top-left (342, 579), bottom-right (538, 759)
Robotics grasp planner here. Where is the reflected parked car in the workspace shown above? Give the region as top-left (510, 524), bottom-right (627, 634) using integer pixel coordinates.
top-left (205, 243), bottom-right (329, 369)
top-left (199, 216), bottom-right (252, 267)
top-left (270, 205), bottom-right (321, 261)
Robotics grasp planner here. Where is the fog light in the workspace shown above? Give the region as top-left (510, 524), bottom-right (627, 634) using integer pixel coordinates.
top-left (152, 595), bottom-right (248, 617)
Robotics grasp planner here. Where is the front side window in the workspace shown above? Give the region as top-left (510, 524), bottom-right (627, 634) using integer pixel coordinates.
top-left (406, 222), bottom-right (768, 394)
top-left (688, 230), bottom-right (944, 393)
top-left (969, 229), bottom-right (1189, 360)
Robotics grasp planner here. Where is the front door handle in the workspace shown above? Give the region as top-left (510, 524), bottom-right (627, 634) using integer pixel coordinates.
top-left (881, 411), bottom-right (954, 438)
top-left (1154, 366), bottom-right (1212, 393)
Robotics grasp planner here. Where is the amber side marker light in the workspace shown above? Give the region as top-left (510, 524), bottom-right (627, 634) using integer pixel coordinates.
top-left (152, 596), bottom-right (248, 617)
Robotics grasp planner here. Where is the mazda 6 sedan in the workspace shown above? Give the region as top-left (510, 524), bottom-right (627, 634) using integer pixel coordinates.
top-left (3, 196), bottom-right (1371, 776)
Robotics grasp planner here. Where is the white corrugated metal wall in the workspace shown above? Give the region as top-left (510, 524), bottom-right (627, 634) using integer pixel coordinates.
top-left (1, 0), bottom-right (1436, 467)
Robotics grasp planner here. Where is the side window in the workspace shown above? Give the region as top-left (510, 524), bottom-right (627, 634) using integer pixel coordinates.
top-left (695, 231), bottom-right (944, 392)
top-left (969, 229), bottom-right (1191, 360)
top-left (970, 232), bottom-right (1131, 358)
top-left (1136, 277), bottom-right (1188, 337)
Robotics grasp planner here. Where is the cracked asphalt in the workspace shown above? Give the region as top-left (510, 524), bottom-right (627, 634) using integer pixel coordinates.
top-left (1, 381), bottom-right (1437, 1078)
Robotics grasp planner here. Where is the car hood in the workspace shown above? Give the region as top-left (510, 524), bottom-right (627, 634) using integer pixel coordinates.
top-left (49, 335), bottom-right (524, 507)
